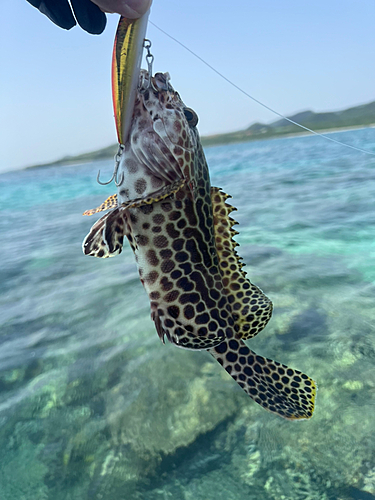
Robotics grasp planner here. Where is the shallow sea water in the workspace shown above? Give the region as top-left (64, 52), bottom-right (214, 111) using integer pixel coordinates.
top-left (1, 128), bottom-right (375, 500)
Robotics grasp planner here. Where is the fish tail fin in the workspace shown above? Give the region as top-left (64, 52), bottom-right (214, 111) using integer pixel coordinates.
top-left (82, 207), bottom-right (128, 258)
top-left (209, 339), bottom-right (316, 420)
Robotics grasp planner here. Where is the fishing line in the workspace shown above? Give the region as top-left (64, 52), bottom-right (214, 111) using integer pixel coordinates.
top-left (150, 21), bottom-right (375, 157)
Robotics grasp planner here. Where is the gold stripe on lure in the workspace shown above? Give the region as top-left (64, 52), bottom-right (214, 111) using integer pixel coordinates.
top-left (112, 12), bottom-right (150, 146)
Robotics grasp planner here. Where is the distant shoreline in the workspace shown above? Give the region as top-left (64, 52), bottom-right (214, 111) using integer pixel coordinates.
top-left (203, 123), bottom-right (374, 146)
top-left (2, 98), bottom-right (371, 173)
top-left (22, 96), bottom-right (375, 170)
top-left (22, 123), bottom-right (374, 172)
top-left (257, 123), bottom-right (375, 141)
top-left (201, 123), bottom-right (375, 148)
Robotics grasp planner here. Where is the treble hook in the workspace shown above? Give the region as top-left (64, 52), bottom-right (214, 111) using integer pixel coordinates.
top-left (97, 144), bottom-right (125, 186)
top-left (97, 170), bottom-right (115, 186)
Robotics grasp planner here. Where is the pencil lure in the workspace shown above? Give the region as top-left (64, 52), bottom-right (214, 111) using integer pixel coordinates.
top-left (112, 13), bottom-right (149, 146)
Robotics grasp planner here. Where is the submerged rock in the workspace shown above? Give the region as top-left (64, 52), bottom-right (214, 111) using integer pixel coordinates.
top-left (104, 349), bottom-right (241, 457)
top-left (362, 467), bottom-right (375, 496)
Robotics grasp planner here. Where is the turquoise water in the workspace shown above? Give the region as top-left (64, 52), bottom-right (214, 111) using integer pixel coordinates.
top-left (1, 128), bottom-right (375, 499)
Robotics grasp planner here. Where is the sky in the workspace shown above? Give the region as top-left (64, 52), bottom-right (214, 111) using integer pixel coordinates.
top-left (1, 0), bottom-right (374, 173)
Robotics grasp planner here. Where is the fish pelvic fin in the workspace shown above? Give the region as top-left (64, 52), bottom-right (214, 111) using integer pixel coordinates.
top-left (121, 178), bottom-right (187, 209)
top-left (211, 187), bottom-right (273, 340)
top-left (83, 194), bottom-right (118, 216)
top-left (209, 339), bottom-right (316, 420)
top-left (83, 178), bottom-right (185, 218)
top-left (82, 207), bottom-right (129, 258)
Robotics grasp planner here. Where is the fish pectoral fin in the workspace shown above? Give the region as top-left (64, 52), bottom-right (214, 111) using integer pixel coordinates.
top-left (210, 339), bottom-right (316, 420)
top-left (211, 186), bottom-right (273, 340)
top-left (133, 122), bottom-right (192, 185)
top-left (83, 194), bottom-right (118, 216)
top-left (82, 207), bottom-right (129, 258)
top-left (120, 178), bottom-right (186, 210)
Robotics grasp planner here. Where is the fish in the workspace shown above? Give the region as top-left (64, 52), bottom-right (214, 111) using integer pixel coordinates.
top-left (82, 69), bottom-right (317, 420)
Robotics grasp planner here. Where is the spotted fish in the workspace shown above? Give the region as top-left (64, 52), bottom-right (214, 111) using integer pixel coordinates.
top-left (82, 71), bottom-right (316, 420)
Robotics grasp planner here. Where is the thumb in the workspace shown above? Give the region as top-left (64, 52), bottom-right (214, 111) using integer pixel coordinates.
top-left (90, 0), bottom-right (152, 19)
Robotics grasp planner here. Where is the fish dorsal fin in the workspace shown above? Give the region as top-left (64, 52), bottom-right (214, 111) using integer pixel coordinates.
top-left (82, 207), bottom-right (128, 258)
top-left (211, 187), bottom-right (273, 340)
top-left (83, 194), bottom-right (118, 216)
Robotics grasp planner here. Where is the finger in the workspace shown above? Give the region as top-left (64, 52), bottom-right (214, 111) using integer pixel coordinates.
top-left (26, 0), bottom-right (76, 30)
top-left (90, 0), bottom-right (152, 19)
top-left (70, 0), bottom-right (107, 34)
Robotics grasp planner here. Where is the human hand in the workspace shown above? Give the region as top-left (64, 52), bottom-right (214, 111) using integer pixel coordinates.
top-left (26, 0), bottom-right (152, 34)
top-left (91, 0), bottom-right (152, 19)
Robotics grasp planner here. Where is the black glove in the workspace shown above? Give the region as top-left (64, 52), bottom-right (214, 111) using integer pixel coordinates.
top-left (26, 0), bottom-right (107, 34)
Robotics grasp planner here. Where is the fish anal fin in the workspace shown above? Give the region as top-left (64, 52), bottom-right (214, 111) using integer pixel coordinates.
top-left (82, 207), bottom-right (129, 258)
top-left (83, 194), bottom-right (118, 216)
top-left (210, 340), bottom-right (316, 420)
top-left (211, 187), bottom-right (273, 340)
top-left (151, 307), bottom-right (166, 344)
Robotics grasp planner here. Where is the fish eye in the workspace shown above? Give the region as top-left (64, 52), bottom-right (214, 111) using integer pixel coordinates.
top-left (183, 107), bottom-right (199, 127)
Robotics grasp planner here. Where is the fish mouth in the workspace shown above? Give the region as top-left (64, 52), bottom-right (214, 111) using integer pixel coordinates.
top-left (137, 71), bottom-right (194, 150)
